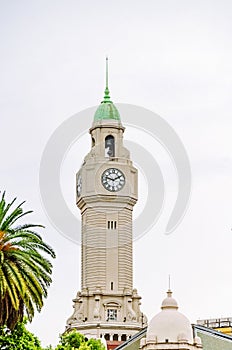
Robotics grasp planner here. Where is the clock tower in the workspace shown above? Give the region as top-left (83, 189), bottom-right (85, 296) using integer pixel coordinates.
top-left (67, 59), bottom-right (147, 347)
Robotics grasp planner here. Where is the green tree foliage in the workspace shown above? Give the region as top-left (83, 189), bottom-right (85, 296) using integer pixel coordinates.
top-left (55, 330), bottom-right (106, 350)
top-left (86, 338), bottom-right (106, 350)
top-left (56, 331), bottom-right (85, 349)
top-left (0, 320), bottom-right (106, 350)
top-left (0, 192), bottom-right (56, 329)
top-left (0, 318), bottom-right (42, 349)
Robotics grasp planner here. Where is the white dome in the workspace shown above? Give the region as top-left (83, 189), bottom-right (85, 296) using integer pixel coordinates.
top-left (147, 290), bottom-right (193, 344)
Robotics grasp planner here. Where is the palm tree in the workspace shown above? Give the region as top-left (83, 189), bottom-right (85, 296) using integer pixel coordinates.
top-left (0, 191), bottom-right (56, 329)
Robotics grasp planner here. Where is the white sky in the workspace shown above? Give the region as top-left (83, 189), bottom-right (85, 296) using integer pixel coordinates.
top-left (1, 0), bottom-right (232, 347)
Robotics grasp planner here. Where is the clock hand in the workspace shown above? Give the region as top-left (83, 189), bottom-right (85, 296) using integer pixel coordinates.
top-left (105, 175), bottom-right (119, 180)
top-left (113, 175), bottom-right (123, 181)
top-left (105, 176), bottom-right (114, 181)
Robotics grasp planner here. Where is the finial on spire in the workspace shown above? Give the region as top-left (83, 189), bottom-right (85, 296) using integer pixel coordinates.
top-left (167, 275), bottom-right (172, 297)
top-left (103, 56), bottom-right (112, 103)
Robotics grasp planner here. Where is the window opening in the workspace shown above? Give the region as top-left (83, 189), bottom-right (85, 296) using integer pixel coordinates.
top-left (107, 309), bottom-right (117, 321)
top-left (105, 135), bottom-right (115, 157)
top-left (107, 221), bottom-right (117, 230)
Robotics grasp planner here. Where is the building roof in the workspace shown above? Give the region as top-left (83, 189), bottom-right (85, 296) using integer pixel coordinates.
top-left (195, 324), bottom-right (232, 350)
top-left (114, 325), bottom-right (232, 350)
top-left (114, 327), bottom-right (147, 350)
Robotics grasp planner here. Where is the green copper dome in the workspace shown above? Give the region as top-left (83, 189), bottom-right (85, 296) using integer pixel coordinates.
top-left (93, 57), bottom-right (121, 122)
top-left (94, 101), bottom-right (120, 121)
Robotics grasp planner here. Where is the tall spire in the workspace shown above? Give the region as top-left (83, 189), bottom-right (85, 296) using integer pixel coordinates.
top-left (102, 56), bottom-right (112, 103)
top-left (93, 57), bottom-right (121, 122)
top-left (106, 55), bottom-right (108, 89)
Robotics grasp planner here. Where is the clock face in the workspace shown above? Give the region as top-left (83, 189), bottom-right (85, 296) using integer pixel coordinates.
top-left (101, 168), bottom-right (125, 192)
top-left (76, 175), bottom-right (82, 197)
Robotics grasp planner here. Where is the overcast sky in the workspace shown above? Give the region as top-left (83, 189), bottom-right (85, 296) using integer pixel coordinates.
top-left (1, 0), bottom-right (232, 347)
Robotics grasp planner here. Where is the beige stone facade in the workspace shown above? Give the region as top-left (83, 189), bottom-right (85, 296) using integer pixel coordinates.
top-left (66, 115), bottom-right (146, 342)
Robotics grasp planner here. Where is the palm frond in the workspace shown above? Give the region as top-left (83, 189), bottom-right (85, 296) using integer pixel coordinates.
top-left (0, 192), bottom-right (55, 329)
top-left (0, 192), bottom-right (17, 225)
top-left (1, 209), bottom-right (33, 231)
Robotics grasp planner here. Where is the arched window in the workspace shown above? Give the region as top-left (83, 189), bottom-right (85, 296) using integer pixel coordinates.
top-left (92, 137), bottom-right (95, 147)
top-left (105, 334), bottom-right (110, 341)
top-left (121, 334), bottom-right (127, 341)
top-left (105, 135), bottom-right (115, 157)
top-left (113, 334), bottom-right (118, 341)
